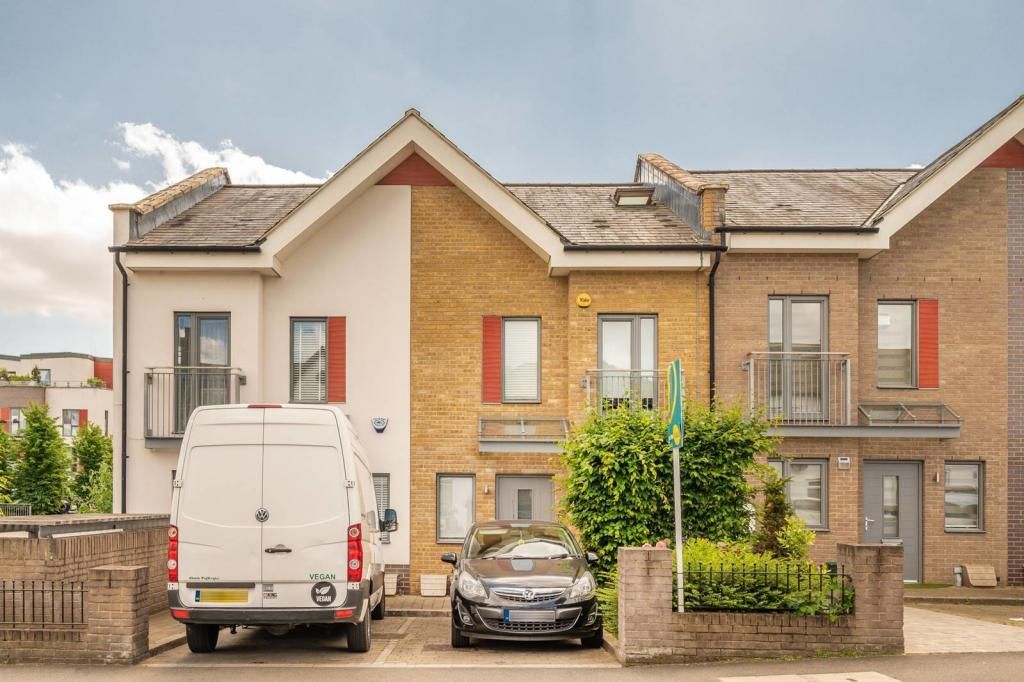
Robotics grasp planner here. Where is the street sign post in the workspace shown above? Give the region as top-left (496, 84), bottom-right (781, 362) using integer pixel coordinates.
top-left (666, 359), bottom-right (685, 612)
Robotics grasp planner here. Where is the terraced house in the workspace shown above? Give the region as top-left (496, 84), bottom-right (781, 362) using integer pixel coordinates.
top-left (110, 96), bottom-right (1024, 592)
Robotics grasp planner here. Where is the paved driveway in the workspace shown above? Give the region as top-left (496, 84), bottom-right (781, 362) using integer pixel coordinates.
top-left (144, 616), bottom-right (618, 669)
top-left (904, 606), bottom-right (1024, 653)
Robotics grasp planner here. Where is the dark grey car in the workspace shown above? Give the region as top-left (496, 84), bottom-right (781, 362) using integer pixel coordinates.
top-left (441, 520), bottom-right (603, 648)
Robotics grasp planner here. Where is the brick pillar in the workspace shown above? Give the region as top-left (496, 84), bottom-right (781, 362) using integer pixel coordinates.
top-left (700, 186), bottom-right (728, 231)
top-left (616, 547), bottom-right (673, 663)
top-left (1008, 168), bottom-right (1024, 585)
top-left (837, 543), bottom-right (904, 654)
top-left (86, 565), bottom-right (149, 663)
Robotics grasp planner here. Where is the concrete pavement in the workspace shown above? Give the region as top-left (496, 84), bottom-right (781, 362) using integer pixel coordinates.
top-left (904, 605), bottom-right (1024, 653)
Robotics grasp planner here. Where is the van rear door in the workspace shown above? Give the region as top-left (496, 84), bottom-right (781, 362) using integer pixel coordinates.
top-left (175, 407), bottom-right (263, 609)
top-left (260, 407), bottom-right (349, 610)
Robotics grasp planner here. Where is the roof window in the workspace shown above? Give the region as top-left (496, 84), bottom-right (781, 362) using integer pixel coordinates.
top-left (613, 186), bottom-right (655, 206)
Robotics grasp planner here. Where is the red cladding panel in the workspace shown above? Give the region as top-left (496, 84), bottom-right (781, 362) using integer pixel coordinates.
top-left (918, 299), bottom-right (939, 389)
top-left (328, 317), bottom-right (347, 403)
top-left (79, 409), bottom-right (88, 427)
top-left (482, 316), bottom-right (502, 403)
top-left (92, 359), bottom-right (113, 388)
top-left (980, 139), bottom-right (1024, 168)
top-left (377, 152), bottom-right (453, 186)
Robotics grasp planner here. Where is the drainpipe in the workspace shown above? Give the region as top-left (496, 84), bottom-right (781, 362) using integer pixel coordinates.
top-left (114, 253), bottom-right (129, 513)
top-left (707, 231), bottom-right (725, 403)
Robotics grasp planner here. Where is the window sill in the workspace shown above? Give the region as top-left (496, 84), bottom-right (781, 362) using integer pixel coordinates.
top-left (809, 527), bottom-right (830, 533)
top-left (436, 539), bottom-right (465, 545)
top-left (944, 528), bottom-right (985, 534)
top-left (876, 385), bottom-right (919, 390)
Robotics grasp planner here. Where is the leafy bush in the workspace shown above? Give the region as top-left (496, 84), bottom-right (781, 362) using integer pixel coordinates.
top-left (777, 515), bottom-right (815, 560)
top-left (753, 464), bottom-right (791, 556)
top-left (78, 458), bottom-right (113, 513)
top-left (72, 422), bottom-right (113, 503)
top-left (594, 568), bottom-right (618, 635)
top-left (683, 539), bottom-right (851, 617)
top-left (12, 403), bottom-right (71, 514)
top-left (86, 376), bottom-right (105, 388)
top-left (0, 427), bottom-right (17, 502)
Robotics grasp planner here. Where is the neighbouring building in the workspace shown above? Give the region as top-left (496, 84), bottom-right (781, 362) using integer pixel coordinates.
top-left (0, 352), bottom-right (113, 443)
top-left (110, 96), bottom-right (1024, 591)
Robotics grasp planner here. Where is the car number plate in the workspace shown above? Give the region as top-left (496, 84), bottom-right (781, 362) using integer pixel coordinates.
top-left (195, 589), bottom-right (248, 603)
top-left (504, 609), bottom-right (556, 623)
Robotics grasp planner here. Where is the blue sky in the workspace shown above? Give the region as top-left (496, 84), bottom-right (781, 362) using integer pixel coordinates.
top-left (1, 0), bottom-right (1023, 356)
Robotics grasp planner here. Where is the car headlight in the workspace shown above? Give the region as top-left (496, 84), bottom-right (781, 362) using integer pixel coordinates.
top-left (564, 572), bottom-right (596, 603)
top-left (457, 572), bottom-right (487, 601)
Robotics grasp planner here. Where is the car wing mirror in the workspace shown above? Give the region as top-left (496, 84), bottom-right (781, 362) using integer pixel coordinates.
top-left (381, 508), bottom-right (399, 533)
top-left (585, 551), bottom-right (599, 564)
top-left (440, 552), bottom-right (458, 566)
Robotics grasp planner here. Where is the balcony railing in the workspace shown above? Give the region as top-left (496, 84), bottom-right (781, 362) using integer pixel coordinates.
top-left (582, 369), bottom-right (666, 413)
top-left (742, 352), bottom-right (851, 426)
top-left (144, 366), bottom-right (245, 439)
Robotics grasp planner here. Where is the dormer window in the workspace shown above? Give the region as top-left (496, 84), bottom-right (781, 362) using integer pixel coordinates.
top-left (613, 186), bottom-right (655, 206)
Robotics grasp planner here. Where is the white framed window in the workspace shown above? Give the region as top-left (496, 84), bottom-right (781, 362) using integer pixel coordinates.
top-left (945, 462), bottom-right (983, 531)
top-left (768, 458), bottom-right (828, 530)
top-left (291, 318), bottom-right (327, 403)
top-left (502, 318), bottom-right (540, 402)
top-left (877, 301), bottom-right (916, 388)
top-left (437, 474), bottom-right (475, 543)
top-left (9, 407), bottom-right (24, 435)
top-left (62, 409), bottom-right (81, 438)
top-left (373, 473), bottom-right (391, 544)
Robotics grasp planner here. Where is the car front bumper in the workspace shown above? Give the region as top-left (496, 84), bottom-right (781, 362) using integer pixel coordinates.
top-left (451, 593), bottom-right (602, 642)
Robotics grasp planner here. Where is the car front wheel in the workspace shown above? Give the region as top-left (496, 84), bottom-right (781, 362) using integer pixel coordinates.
top-left (450, 617), bottom-right (471, 648)
top-left (581, 629), bottom-right (603, 649)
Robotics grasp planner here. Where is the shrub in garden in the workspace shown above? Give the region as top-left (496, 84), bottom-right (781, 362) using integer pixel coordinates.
top-left (0, 427), bottom-right (16, 503)
top-left (12, 403), bottom-right (71, 514)
top-left (72, 422), bottom-right (113, 503)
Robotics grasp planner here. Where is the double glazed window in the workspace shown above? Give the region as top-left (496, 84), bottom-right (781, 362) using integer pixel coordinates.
top-left (291, 318), bottom-right (327, 402)
top-left (767, 297), bottom-right (828, 420)
top-left (8, 407), bottom-right (24, 435)
top-left (174, 313), bottom-right (230, 433)
top-left (62, 409), bottom-right (82, 438)
top-left (502, 318), bottom-right (541, 402)
top-left (877, 302), bottom-right (915, 387)
top-left (944, 462), bottom-right (983, 531)
top-left (598, 314), bottom-right (657, 409)
top-left (437, 474), bottom-right (475, 543)
top-left (768, 459), bottom-right (828, 530)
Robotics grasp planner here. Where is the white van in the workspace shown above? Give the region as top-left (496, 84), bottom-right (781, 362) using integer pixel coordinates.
top-left (167, 404), bottom-right (397, 653)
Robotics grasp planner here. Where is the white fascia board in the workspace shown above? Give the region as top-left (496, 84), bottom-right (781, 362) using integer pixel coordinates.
top-left (262, 115), bottom-right (562, 264)
top-left (548, 250), bottom-right (708, 275)
top-left (123, 251), bottom-right (280, 276)
top-left (726, 231), bottom-right (890, 257)
top-left (874, 101), bottom-right (1024, 239)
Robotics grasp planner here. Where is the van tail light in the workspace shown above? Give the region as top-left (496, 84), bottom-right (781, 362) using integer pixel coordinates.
top-left (167, 525), bottom-right (179, 583)
top-left (347, 523), bottom-right (363, 583)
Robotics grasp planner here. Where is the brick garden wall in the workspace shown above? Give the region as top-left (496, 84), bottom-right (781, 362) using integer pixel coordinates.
top-left (0, 565), bottom-right (150, 664)
top-left (615, 544), bottom-right (903, 664)
top-left (0, 526), bottom-right (168, 614)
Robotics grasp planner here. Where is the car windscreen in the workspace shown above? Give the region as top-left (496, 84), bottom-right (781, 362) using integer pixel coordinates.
top-left (465, 525), bottom-right (581, 559)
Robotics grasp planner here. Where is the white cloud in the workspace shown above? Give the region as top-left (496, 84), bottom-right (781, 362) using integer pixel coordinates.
top-left (0, 126), bottom-right (324, 342)
top-left (119, 122), bottom-right (324, 185)
top-left (905, 163), bottom-right (925, 170)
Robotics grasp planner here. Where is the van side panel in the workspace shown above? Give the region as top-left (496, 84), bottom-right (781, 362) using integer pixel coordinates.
top-left (260, 407), bottom-right (350, 610)
top-left (175, 408), bottom-right (263, 610)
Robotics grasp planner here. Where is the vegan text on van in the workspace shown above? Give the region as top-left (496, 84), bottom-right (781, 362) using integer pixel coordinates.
top-left (309, 573), bottom-right (337, 581)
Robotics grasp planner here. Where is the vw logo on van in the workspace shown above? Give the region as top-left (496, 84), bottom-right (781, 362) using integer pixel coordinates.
top-left (255, 507), bottom-right (270, 522)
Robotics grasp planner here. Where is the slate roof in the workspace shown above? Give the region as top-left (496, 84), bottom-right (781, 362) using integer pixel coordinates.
top-left (507, 184), bottom-right (713, 247)
top-left (128, 185), bottom-right (318, 248)
top-left (687, 169), bottom-right (915, 228)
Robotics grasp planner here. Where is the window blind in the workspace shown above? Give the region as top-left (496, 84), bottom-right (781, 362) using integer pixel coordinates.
top-left (503, 318), bottom-right (539, 402)
top-left (292, 319), bottom-right (327, 402)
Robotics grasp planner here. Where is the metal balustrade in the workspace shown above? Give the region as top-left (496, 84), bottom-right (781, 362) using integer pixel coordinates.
top-left (742, 352), bottom-right (851, 426)
top-left (582, 369), bottom-right (666, 413)
top-left (144, 366), bottom-right (244, 439)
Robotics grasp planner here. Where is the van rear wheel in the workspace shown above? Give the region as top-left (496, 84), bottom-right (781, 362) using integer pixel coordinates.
top-left (186, 623), bottom-right (219, 653)
top-left (371, 589), bottom-right (385, 620)
top-left (347, 608), bottom-right (372, 652)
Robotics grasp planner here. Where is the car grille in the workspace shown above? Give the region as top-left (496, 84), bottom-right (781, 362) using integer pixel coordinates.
top-left (481, 616), bottom-right (579, 633)
top-left (490, 587), bottom-right (564, 603)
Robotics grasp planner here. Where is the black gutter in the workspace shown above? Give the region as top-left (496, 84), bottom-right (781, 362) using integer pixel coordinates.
top-left (113, 253), bottom-right (129, 514)
top-left (109, 244), bottom-right (262, 253)
top-left (707, 231), bottom-right (725, 402)
top-left (562, 243), bottom-right (728, 252)
top-left (716, 226), bottom-right (879, 234)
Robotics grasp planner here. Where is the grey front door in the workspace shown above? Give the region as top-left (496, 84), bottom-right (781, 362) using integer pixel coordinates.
top-left (863, 462), bottom-right (921, 582)
top-left (496, 476), bottom-right (554, 521)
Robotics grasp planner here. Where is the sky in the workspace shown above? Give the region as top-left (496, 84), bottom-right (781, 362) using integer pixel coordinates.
top-left (1, 0), bottom-right (1023, 357)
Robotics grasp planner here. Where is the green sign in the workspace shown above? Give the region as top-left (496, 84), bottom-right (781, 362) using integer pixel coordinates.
top-left (666, 359), bottom-right (684, 447)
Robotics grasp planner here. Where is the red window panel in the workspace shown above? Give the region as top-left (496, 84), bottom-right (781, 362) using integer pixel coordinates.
top-left (79, 409), bottom-right (88, 427)
top-left (0, 407), bottom-right (8, 433)
top-left (482, 316), bottom-right (502, 403)
top-left (918, 299), bottom-right (939, 389)
top-left (327, 317), bottom-right (347, 403)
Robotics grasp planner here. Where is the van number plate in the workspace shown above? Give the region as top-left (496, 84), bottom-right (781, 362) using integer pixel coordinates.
top-left (195, 589), bottom-right (248, 604)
